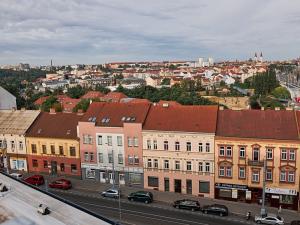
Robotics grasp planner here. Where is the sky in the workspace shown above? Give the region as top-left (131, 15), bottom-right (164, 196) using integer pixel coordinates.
top-left (0, 0), bottom-right (300, 65)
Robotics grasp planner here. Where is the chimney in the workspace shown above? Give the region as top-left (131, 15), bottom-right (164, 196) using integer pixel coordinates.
top-left (261, 107), bottom-right (265, 111)
top-left (275, 107), bottom-right (280, 111)
top-left (49, 108), bottom-right (56, 114)
top-left (162, 103), bottom-right (169, 108)
top-left (219, 106), bottom-right (224, 110)
top-left (286, 107), bottom-right (293, 111)
top-left (77, 109), bottom-right (84, 115)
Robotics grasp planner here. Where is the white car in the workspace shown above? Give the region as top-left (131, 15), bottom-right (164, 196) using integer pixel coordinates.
top-left (10, 173), bottom-right (23, 179)
top-left (101, 188), bottom-right (120, 199)
top-left (255, 214), bottom-right (284, 225)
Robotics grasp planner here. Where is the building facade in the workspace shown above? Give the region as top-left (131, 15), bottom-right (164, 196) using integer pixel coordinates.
top-left (0, 86), bottom-right (16, 110)
top-left (215, 109), bottom-right (300, 210)
top-left (143, 104), bottom-right (218, 198)
top-left (0, 109), bottom-right (40, 172)
top-left (26, 111), bottom-right (81, 177)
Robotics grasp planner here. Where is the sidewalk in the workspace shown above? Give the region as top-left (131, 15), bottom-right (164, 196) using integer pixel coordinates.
top-left (40, 174), bottom-right (300, 223)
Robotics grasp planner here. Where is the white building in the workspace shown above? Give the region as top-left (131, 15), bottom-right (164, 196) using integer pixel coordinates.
top-left (0, 86), bottom-right (16, 110)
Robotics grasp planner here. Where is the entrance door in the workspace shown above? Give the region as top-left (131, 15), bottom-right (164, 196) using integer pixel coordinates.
top-left (186, 179), bottom-right (192, 194)
top-left (109, 172), bottom-right (114, 184)
top-left (164, 178), bottom-right (169, 192)
top-left (100, 171), bottom-right (106, 183)
top-left (119, 174), bottom-right (125, 185)
top-left (51, 161), bottom-right (57, 175)
top-left (174, 179), bottom-right (182, 193)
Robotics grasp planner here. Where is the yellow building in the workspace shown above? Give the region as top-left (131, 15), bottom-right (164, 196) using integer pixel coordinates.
top-left (215, 109), bottom-right (300, 210)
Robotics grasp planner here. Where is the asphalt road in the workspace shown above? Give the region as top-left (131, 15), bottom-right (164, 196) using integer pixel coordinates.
top-left (50, 190), bottom-right (254, 225)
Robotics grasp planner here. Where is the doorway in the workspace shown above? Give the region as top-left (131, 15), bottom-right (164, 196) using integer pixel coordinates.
top-left (174, 179), bottom-right (182, 193)
top-left (51, 161), bottom-right (57, 175)
top-left (100, 171), bottom-right (106, 183)
top-left (164, 178), bottom-right (169, 192)
top-left (186, 179), bottom-right (192, 194)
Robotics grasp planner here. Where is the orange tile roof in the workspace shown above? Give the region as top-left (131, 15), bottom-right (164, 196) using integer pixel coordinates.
top-left (81, 91), bottom-right (105, 99)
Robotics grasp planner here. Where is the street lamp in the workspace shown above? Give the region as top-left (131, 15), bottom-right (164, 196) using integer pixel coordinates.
top-left (260, 158), bottom-right (267, 217)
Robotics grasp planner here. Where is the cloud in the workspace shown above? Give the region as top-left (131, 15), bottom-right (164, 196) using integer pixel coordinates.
top-left (0, 0), bottom-right (299, 65)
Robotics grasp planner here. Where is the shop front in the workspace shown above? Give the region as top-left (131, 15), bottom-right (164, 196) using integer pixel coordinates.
top-left (265, 187), bottom-right (298, 210)
top-left (215, 183), bottom-right (251, 202)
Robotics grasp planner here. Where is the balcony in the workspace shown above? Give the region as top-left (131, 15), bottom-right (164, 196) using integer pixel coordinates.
top-left (248, 159), bottom-right (264, 167)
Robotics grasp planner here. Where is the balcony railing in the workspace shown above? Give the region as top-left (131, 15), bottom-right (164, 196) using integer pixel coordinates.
top-left (248, 159), bottom-right (264, 167)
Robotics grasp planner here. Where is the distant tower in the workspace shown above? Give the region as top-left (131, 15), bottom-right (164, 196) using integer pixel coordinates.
top-left (254, 52), bottom-right (258, 62)
top-left (198, 58), bottom-right (204, 67)
top-left (50, 59), bottom-right (53, 72)
top-left (208, 57), bottom-right (214, 66)
top-left (259, 52), bottom-right (263, 62)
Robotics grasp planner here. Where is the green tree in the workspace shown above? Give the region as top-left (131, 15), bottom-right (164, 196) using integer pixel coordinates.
top-left (271, 86), bottom-right (291, 99)
top-left (41, 96), bottom-right (59, 112)
top-left (67, 85), bottom-right (86, 98)
top-left (73, 99), bottom-right (91, 112)
top-left (161, 78), bottom-right (170, 85)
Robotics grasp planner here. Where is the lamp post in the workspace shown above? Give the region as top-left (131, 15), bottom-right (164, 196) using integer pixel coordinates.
top-left (260, 159), bottom-right (267, 217)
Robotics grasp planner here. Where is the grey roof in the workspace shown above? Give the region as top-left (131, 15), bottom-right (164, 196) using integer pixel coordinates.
top-left (0, 110), bottom-right (40, 135)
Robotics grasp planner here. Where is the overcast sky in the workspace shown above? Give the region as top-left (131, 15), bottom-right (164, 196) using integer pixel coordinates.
top-left (0, 0), bottom-right (300, 65)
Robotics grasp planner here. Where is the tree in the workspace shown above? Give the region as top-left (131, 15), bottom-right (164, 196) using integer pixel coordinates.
top-left (73, 99), bottom-right (90, 112)
top-left (41, 96), bottom-right (59, 112)
top-left (161, 78), bottom-right (170, 85)
top-left (95, 84), bottom-right (110, 94)
top-left (67, 85), bottom-right (86, 98)
top-left (271, 86), bottom-right (291, 99)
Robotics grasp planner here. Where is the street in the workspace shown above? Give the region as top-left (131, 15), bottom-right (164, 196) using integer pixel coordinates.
top-left (50, 190), bottom-right (253, 225)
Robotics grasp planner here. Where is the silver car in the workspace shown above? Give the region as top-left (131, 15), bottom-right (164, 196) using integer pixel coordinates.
top-left (101, 188), bottom-right (120, 199)
top-left (255, 214), bottom-right (284, 225)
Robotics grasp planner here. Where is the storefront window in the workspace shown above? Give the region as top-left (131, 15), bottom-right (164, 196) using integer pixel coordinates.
top-left (280, 195), bottom-right (293, 204)
top-left (199, 181), bottom-right (210, 193)
top-left (219, 189), bottom-right (232, 198)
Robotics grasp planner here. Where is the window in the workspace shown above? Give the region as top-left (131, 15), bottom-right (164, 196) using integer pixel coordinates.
top-left (266, 148), bottom-right (273, 160)
top-left (175, 141), bottom-right (180, 151)
top-left (11, 141), bottom-right (15, 150)
top-left (252, 170), bottom-right (260, 182)
top-left (281, 149), bottom-right (287, 160)
top-left (153, 140), bottom-right (157, 150)
top-left (186, 161), bottom-right (192, 171)
top-left (206, 143), bottom-right (210, 152)
top-left (90, 152), bottom-right (94, 161)
top-left (148, 176), bottom-right (159, 187)
top-left (117, 136), bottom-right (122, 146)
top-left (199, 162), bottom-right (203, 172)
top-left (83, 134), bottom-right (92, 144)
top-left (186, 142), bottom-right (191, 151)
top-left (199, 181), bottom-right (210, 193)
top-left (128, 156), bottom-right (134, 165)
top-left (288, 171), bottom-right (295, 182)
top-left (266, 169), bottom-right (272, 181)
top-left (147, 140), bottom-right (151, 149)
top-left (133, 137), bottom-right (138, 147)
top-left (108, 153), bottom-right (113, 163)
top-left (280, 171), bottom-right (286, 182)
top-left (59, 146), bottom-right (64, 155)
top-left (127, 137), bottom-right (133, 147)
top-left (98, 153), bottom-right (103, 163)
top-left (205, 162), bottom-right (210, 172)
top-left (69, 147), bottom-right (76, 156)
top-left (134, 156), bottom-right (139, 164)
top-left (98, 135), bottom-right (102, 145)
top-left (147, 159), bottom-right (152, 168)
top-left (51, 145), bottom-right (55, 154)
top-left (107, 136), bottom-right (112, 146)
top-left (31, 144), bottom-right (37, 154)
top-left (226, 166), bottom-right (232, 177)
top-left (71, 164), bottom-right (77, 173)
top-left (42, 145), bottom-right (47, 154)
top-left (289, 150), bottom-right (295, 161)
top-left (32, 159), bottom-right (38, 167)
top-left (43, 160), bottom-right (48, 168)
top-left (253, 147), bottom-right (260, 161)
top-left (60, 163), bottom-right (65, 172)
top-left (175, 161), bottom-right (180, 170)
top-left (199, 143), bottom-right (203, 152)
top-left (84, 152), bottom-right (89, 162)
top-left (154, 159), bottom-right (158, 168)
top-left (164, 141), bottom-right (168, 150)
top-left (164, 160), bottom-right (169, 169)
top-left (226, 146), bottom-right (232, 157)
top-left (219, 146), bottom-right (225, 156)
top-left (239, 167), bottom-right (245, 179)
top-left (0, 140), bottom-right (2, 148)
top-left (219, 166), bottom-right (225, 176)
top-left (239, 147), bottom-right (245, 158)
top-left (19, 141), bottom-right (23, 150)
top-left (118, 154), bottom-right (123, 164)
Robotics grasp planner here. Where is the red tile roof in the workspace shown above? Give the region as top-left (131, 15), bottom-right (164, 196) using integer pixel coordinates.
top-left (81, 102), bottom-right (151, 127)
top-left (143, 104), bottom-right (218, 133)
top-left (102, 92), bottom-right (128, 102)
top-left (34, 96), bottom-right (49, 105)
top-left (217, 109), bottom-right (299, 140)
top-left (26, 112), bottom-right (82, 139)
top-left (81, 91), bottom-right (105, 99)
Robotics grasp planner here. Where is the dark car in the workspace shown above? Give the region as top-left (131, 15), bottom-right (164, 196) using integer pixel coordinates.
top-left (24, 175), bottom-right (45, 186)
top-left (48, 179), bottom-right (72, 190)
top-left (201, 204), bottom-right (229, 216)
top-left (291, 221), bottom-right (300, 225)
top-left (173, 199), bottom-right (201, 211)
top-left (128, 191), bottom-right (153, 204)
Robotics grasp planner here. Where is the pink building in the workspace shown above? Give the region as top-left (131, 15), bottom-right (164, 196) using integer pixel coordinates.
top-left (78, 102), bottom-right (150, 186)
top-left (142, 103), bottom-right (218, 198)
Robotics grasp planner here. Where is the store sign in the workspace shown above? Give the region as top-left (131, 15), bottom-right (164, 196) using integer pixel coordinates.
top-left (265, 187), bottom-right (297, 196)
top-left (246, 190), bottom-right (252, 200)
top-left (232, 189), bottom-right (238, 199)
top-left (215, 183), bottom-right (248, 190)
top-left (271, 195), bottom-right (280, 199)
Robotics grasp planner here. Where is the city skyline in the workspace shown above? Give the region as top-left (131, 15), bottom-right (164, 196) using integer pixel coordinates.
top-left (0, 0), bottom-right (300, 65)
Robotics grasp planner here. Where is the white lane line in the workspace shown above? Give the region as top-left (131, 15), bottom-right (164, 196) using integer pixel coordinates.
top-left (75, 201), bottom-right (209, 225)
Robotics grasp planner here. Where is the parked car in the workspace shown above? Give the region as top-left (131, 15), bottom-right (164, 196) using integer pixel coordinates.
top-left (37, 204), bottom-right (50, 215)
top-left (101, 188), bottom-right (120, 199)
top-left (24, 175), bottom-right (44, 186)
top-left (254, 214), bottom-right (284, 225)
top-left (48, 179), bottom-right (72, 190)
top-left (173, 199), bottom-right (201, 211)
top-left (128, 191), bottom-right (153, 204)
top-left (201, 204), bottom-right (229, 216)
top-left (291, 221), bottom-right (300, 225)
top-left (10, 173), bottom-right (23, 180)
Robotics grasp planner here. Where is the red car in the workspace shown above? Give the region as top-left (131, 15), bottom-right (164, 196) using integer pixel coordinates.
top-left (24, 175), bottom-right (45, 186)
top-left (48, 179), bottom-right (72, 190)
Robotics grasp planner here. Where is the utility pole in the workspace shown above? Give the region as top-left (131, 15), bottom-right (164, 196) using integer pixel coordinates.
top-left (118, 178), bottom-right (122, 223)
top-left (112, 149), bottom-right (115, 189)
top-left (261, 159), bottom-right (267, 217)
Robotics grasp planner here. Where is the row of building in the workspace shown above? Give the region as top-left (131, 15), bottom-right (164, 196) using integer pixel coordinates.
top-left (0, 102), bottom-right (300, 210)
